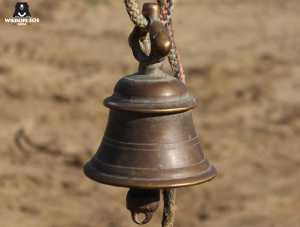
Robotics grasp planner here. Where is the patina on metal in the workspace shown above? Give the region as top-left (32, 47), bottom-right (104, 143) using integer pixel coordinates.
top-left (85, 73), bottom-right (216, 187)
top-left (84, 2), bottom-right (216, 225)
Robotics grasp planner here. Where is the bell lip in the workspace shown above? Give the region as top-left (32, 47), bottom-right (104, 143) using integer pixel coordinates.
top-left (103, 96), bottom-right (197, 113)
top-left (83, 162), bottom-right (217, 189)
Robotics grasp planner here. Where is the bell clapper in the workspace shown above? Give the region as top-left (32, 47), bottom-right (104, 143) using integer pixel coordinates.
top-left (126, 188), bottom-right (160, 225)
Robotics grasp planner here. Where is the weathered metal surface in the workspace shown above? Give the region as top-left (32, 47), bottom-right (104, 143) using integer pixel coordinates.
top-left (84, 59), bottom-right (216, 189)
top-left (104, 63), bottom-right (196, 113)
top-left (84, 107), bottom-right (216, 188)
top-left (84, 2), bottom-right (216, 190)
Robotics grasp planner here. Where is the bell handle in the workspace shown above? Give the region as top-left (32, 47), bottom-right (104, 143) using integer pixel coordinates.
top-left (128, 3), bottom-right (172, 65)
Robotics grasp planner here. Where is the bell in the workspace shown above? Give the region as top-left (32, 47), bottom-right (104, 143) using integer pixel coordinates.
top-left (84, 2), bottom-right (216, 225)
top-left (84, 62), bottom-right (216, 188)
top-left (84, 3), bottom-right (216, 190)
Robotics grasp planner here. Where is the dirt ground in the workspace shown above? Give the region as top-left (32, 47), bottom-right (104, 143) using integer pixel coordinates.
top-left (0, 0), bottom-right (299, 227)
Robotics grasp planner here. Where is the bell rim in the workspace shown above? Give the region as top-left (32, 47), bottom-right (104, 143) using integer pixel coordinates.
top-left (84, 161), bottom-right (217, 189)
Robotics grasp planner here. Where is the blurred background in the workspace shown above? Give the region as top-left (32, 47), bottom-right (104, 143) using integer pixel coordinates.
top-left (0, 0), bottom-right (299, 227)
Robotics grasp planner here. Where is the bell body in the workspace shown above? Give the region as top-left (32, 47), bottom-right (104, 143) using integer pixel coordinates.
top-left (84, 64), bottom-right (216, 189)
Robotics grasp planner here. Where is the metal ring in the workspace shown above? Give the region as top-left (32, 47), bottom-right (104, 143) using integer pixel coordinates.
top-left (128, 26), bottom-right (150, 63)
top-left (131, 211), bottom-right (153, 225)
top-left (128, 22), bottom-right (171, 64)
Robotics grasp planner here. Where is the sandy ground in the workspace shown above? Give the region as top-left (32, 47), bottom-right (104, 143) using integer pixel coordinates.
top-left (0, 0), bottom-right (299, 227)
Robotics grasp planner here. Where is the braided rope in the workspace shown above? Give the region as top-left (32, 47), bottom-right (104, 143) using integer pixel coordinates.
top-left (167, 23), bottom-right (186, 83)
top-left (162, 189), bottom-right (176, 227)
top-left (160, 0), bottom-right (186, 83)
top-left (158, 0), bottom-right (174, 25)
top-left (124, 0), bottom-right (148, 28)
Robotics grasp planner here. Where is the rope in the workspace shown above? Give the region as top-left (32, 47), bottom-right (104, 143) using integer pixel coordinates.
top-left (162, 189), bottom-right (176, 227)
top-left (159, 1), bottom-right (181, 226)
top-left (124, 0), bottom-right (148, 28)
top-left (158, 0), bottom-right (186, 83)
top-left (158, 0), bottom-right (173, 25)
top-left (124, 0), bottom-right (150, 57)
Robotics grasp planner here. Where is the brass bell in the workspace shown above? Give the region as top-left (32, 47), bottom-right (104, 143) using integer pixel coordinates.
top-left (84, 63), bottom-right (216, 188)
top-left (84, 2), bottom-right (216, 225)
